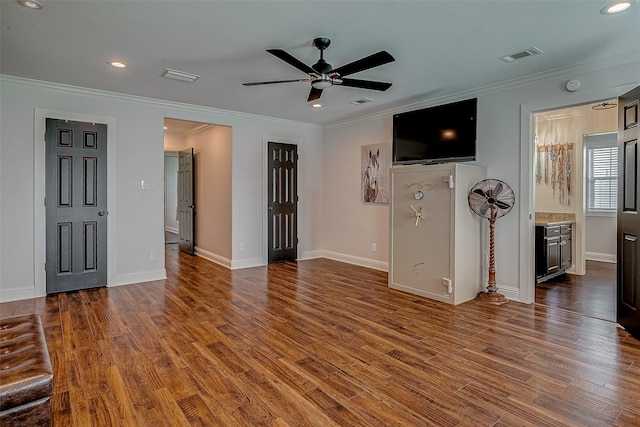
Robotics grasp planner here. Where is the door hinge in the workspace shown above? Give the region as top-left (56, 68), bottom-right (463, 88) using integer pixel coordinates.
top-left (44, 197), bottom-right (46, 206)
top-left (44, 263), bottom-right (46, 271)
top-left (444, 175), bottom-right (454, 189)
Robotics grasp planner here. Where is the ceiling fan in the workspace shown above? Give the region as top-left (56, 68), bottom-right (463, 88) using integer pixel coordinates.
top-left (243, 37), bottom-right (395, 102)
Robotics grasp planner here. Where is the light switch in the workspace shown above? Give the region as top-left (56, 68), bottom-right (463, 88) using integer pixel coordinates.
top-left (141, 180), bottom-right (156, 190)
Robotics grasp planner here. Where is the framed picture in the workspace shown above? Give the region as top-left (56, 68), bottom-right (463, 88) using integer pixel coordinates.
top-left (361, 142), bottom-right (390, 204)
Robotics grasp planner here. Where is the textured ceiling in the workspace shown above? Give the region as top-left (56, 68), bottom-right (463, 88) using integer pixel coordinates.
top-left (2, 1), bottom-right (639, 125)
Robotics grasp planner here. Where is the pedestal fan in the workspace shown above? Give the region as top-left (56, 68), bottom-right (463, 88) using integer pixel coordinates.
top-left (468, 179), bottom-right (515, 305)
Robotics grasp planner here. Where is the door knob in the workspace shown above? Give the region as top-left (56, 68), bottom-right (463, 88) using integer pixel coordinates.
top-left (268, 206), bottom-right (273, 211)
top-left (98, 211), bottom-right (106, 216)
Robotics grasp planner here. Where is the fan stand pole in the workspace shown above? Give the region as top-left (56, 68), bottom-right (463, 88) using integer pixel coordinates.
top-left (476, 217), bottom-right (508, 305)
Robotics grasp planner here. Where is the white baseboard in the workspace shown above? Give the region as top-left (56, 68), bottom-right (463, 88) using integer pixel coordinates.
top-left (321, 250), bottom-right (388, 272)
top-left (112, 269), bottom-right (167, 287)
top-left (496, 285), bottom-right (521, 303)
top-left (298, 250), bottom-right (324, 260)
top-left (0, 286), bottom-right (39, 303)
top-left (585, 252), bottom-right (616, 263)
top-left (1, 269), bottom-right (168, 302)
top-left (230, 257), bottom-right (265, 269)
top-left (195, 246), bottom-right (232, 269)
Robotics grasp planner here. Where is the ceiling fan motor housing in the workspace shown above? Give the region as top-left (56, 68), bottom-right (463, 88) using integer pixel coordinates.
top-left (311, 76), bottom-right (334, 89)
top-left (312, 59), bottom-right (333, 74)
top-left (313, 37), bottom-right (331, 50)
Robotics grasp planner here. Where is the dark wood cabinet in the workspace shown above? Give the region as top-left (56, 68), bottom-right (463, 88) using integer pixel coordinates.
top-left (559, 224), bottom-right (572, 270)
top-left (536, 223), bottom-right (573, 282)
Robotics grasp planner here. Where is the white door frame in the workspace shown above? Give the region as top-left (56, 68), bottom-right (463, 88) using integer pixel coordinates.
top-left (518, 84), bottom-right (637, 304)
top-left (34, 108), bottom-right (117, 297)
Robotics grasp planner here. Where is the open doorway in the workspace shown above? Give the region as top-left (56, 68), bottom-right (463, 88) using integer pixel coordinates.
top-left (533, 101), bottom-right (618, 321)
top-left (163, 118), bottom-right (233, 266)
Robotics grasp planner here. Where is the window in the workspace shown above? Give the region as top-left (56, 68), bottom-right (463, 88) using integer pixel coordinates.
top-left (585, 133), bottom-right (618, 213)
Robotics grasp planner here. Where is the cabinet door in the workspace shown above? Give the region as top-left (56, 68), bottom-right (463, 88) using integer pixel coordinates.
top-left (560, 235), bottom-right (572, 269)
top-left (546, 237), bottom-right (560, 274)
top-left (390, 168), bottom-right (451, 297)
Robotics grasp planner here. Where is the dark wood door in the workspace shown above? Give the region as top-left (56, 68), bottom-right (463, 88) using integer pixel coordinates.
top-left (45, 119), bottom-right (107, 293)
top-left (618, 86), bottom-right (640, 337)
top-left (268, 142), bottom-right (298, 263)
top-left (178, 148), bottom-right (195, 255)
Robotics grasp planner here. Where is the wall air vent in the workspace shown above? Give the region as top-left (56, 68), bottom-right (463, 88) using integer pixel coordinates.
top-left (351, 98), bottom-right (375, 105)
top-left (499, 47), bottom-right (543, 63)
top-left (161, 68), bottom-right (200, 83)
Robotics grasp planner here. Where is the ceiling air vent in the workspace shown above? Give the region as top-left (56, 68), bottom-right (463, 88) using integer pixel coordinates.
top-left (499, 47), bottom-right (543, 63)
top-left (351, 98), bottom-right (375, 105)
top-left (161, 68), bottom-right (200, 83)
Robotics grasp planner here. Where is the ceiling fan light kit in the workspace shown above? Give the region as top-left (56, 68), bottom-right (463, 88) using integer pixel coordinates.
top-left (244, 37), bottom-right (395, 102)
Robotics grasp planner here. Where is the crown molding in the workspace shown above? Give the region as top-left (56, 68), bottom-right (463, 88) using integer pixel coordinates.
top-left (0, 74), bottom-right (323, 131)
top-left (324, 50), bottom-right (640, 131)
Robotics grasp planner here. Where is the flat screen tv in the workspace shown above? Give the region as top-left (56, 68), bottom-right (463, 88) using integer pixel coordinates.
top-left (392, 98), bottom-right (477, 165)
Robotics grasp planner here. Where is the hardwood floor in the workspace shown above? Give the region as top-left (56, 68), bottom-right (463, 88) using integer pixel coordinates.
top-left (536, 261), bottom-right (616, 322)
top-left (2, 247), bottom-right (640, 426)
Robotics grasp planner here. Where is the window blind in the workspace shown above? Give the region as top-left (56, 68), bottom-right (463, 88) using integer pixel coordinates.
top-left (586, 144), bottom-right (617, 211)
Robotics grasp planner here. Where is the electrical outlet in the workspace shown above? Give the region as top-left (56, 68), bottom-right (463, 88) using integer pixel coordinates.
top-left (371, 243), bottom-right (377, 252)
top-left (149, 250), bottom-right (157, 262)
top-left (239, 242), bottom-right (245, 251)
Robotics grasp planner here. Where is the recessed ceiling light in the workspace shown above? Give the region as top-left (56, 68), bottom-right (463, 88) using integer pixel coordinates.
top-left (17, 0), bottom-right (43, 9)
top-left (108, 60), bottom-right (127, 69)
top-left (601, 1), bottom-right (631, 14)
top-left (311, 103), bottom-right (322, 108)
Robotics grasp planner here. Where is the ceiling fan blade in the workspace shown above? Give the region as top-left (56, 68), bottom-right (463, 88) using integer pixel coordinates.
top-left (330, 51), bottom-right (395, 77)
top-left (243, 78), bottom-right (309, 86)
top-left (308, 87), bottom-right (323, 102)
top-left (338, 78), bottom-right (392, 91)
top-left (267, 49), bottom-right (316, 75)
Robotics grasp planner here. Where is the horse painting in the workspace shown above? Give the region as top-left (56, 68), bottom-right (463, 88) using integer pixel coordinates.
top-left (363, 149), bottom-right (380, 203)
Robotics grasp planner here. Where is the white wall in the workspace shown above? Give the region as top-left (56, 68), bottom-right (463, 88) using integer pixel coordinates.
top-left (323, 118), bottom-right (393, 270)
top-left (0, 76), bottom-right (323, 302)
top-left (323, 59), bottom-right (640, 302)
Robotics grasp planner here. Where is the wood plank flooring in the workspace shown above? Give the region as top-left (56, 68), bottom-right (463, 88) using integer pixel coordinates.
top-left (2, 246), bottom-right (640, 426)
top-left (536, 261), bottom-right (616, 322)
